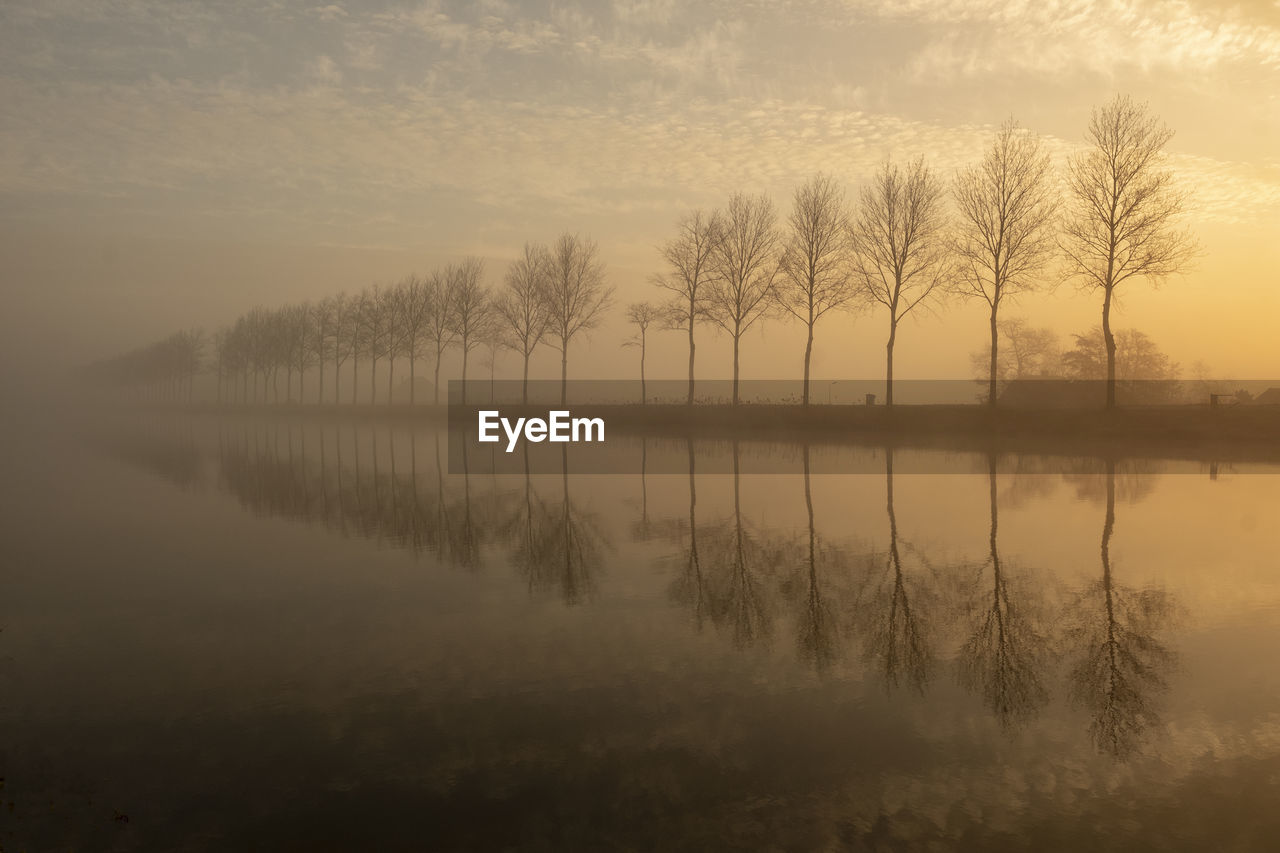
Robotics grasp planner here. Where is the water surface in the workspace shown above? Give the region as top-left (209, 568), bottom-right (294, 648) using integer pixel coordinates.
top-left (3, 413), bottom-right (1279, 850)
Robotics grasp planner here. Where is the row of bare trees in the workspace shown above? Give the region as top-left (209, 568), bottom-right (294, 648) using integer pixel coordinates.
top-left (92, 233), bottom-right (615, 407)
top-left (633, 94), bottom-right (1195, 408)
top-left (94, 96), bottom-right (1193, 411)
top-left (85, 329), bottom-right (205, 402)
top-left (207, 266), bottom-right (484, 408)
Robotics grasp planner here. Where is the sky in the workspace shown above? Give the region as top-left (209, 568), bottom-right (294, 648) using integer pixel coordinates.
top-left (2, 0), bottom-right (1278, 390)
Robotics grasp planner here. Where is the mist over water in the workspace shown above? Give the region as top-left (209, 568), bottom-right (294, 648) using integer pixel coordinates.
top-left (5, 0), bottom-right (1280, 847)
top-left (4, 412), bottom-right (1279, 850)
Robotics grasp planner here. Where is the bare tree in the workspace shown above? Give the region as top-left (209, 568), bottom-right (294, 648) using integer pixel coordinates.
top-left (541, 233), bottom-right (614, 406)
top-left (394, 275), bottom-right (433, 405)
top-left (953, 120), bottom-right (1058, 408)
top-left (997, 317), bottom-right (1060, 379)
top-left (448, 257), bottom-right (492, 405)
top-left (494, 243), bottom-right (551, 404)
top-left (177, 328), bottom-right (204, 403)
top-left (285, 303), bottom-right (315, 404)
top-left (421, 270), bottom-right (458, 405)
top-left (357, 287), bottom-right (391, 406)
top-left (384, 276), bottom-right (418, 404)
top-left (775, 174), bottom-right (854, 406)
top-left (212, 328), bottom-right (228, 405)
top-left (967, 316), bottom-right (1060, 393)
top-left (705, 192), bottom-right (781, 406)
top-left (1060, 95), bottom-right (1197, 409)
top-left (849, 157), bottom-right (951, 408)
top-left (329, 293), bottom-right (359, 405)
top-left (308, 296), bottom-right (336, 404)
top-left (653, 210), bottom-right (721, 405)
top-left (623, 302), bottom-right (661, 405)
top-left (480, 329), bottom-right (505, 404)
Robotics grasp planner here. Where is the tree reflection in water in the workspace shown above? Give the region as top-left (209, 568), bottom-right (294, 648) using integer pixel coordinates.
top-left (105, 421), bottom-right (1185, 756)
top-left (955, 452), bottom-right (1051, 729)
top-left (702, 441), bottom-right (787, 648)
top-left (663, 438), bottom-right (707, 630)
top-left (791, 442), bottom-right (854, 674)
top-left (439, 433), bottom-right (481, 570)
top-left (856, 447), bottom-right (937, 694)
top-left (666, 440), bottom-right (791, 649)
top-left (507, 444), bottom-right (607, 605)
top-left (1065, 458), bottom-right (1177, 758)
top-left (629, 436), bottom-right (659, 542)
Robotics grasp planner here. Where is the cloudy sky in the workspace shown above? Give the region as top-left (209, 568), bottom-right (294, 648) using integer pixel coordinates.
top-left (2, 0), bottom-right (1278, 386)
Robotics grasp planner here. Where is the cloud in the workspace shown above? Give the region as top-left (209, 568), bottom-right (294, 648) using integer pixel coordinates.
top-left (0, 0), bottom-right (1276, 242)
top-left (848, 0), bottom-right (1280, 80)
top-left (304, 54), bottom-right (343, 85)
top-left (4, 61), bottom-right (1275, 235)
top-left (311, 4), bottom-right (347, 24)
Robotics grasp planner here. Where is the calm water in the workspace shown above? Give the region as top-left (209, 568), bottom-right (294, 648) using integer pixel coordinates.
top-left (3, 412), bottom-right (1280, 851)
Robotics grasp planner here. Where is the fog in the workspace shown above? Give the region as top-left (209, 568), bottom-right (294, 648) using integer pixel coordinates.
top-left (4, 1), bottom-right (1280, 850)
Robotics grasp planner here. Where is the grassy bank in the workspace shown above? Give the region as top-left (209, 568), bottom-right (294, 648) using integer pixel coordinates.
top-left (154, 400), bottom-right (1280, 463)
top-left (463, 403), bottom-right (1280, 461)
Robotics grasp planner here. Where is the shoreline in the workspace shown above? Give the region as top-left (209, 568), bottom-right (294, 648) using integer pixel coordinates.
top-left (111, 401), bottom-right (1280, 465)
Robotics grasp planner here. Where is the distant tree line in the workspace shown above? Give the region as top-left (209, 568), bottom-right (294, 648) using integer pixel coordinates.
top-left (86, 328), bottom-right (205, 403)
top-left (90, 95), bottom-right (1196, 410)
top-left (967, 319), bottom-right (1185, 403)
top-left (90, 234), bottom-right (614, 408)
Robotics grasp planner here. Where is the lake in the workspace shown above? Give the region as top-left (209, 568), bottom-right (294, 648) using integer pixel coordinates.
top-left (3, 411), bottom-right (1279, 850)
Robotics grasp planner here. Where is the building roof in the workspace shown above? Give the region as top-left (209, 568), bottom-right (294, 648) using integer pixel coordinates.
top-left (1254, 387), bottom-right (1280, 405)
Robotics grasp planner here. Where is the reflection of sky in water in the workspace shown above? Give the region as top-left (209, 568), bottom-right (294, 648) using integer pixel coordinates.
top-left (3, 415), bottom-right (1279, 849)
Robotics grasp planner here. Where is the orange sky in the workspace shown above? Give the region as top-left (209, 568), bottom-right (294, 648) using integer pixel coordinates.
top-left (2, 0), bottom-right (1278, 387)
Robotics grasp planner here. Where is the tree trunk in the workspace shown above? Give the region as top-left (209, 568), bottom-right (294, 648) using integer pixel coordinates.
top-left (732, 332), bottom-right (740, 406)
top-left (1102, 287), bottom-right (1117, 409)
top-left (388, 358), bottom-right (395, 405)
top-left (370, 357), bottom-right (378, 406)
top-left (433, 354), bottom-right (442, 405)
top-left (522, 352), bottom-right (530, 405)
top-left (409, 352), bottom-right (416, 406)
top-left (333, 354), bottom-right (341, 408)
top-left (989, 304), bottom-right (999, 408)
top-left (802, 321), bottom-right (814, 407)
top-left (687, 308), bottom-right (696, 406)
top-left (640, 332), bottom-right (647, 405)
top-left (461, 345), bottom-right (469, 405)
top-left (560, 344), bottom-right (568, 406)
top-left (352, 352), bottom-right (359, 406)
top-left (885, 322), bottom-right (897, 408)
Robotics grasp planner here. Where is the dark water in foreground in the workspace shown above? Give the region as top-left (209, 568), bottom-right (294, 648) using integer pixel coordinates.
top-left (3, 414), bottom-right (1280, 851)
